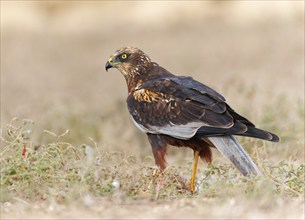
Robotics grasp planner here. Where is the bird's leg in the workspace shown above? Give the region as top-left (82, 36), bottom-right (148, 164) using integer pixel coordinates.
top-left (151, 146), bottom-right (167, 171)
top-left (190, 150), bottom-right (200, 193)
top-left (147, 134), bottom-right (168, 171)
top-left (146, 134), bottom-right (169, 190)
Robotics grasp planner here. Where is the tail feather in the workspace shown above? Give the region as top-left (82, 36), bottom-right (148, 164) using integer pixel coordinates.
top-left (208, 136), bottom-right (260, 177)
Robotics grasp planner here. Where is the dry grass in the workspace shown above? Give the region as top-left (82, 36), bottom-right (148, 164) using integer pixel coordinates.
top-left (1, 2), bottom-right (304, 219)
top-left (0, 115), bottom-right (304, 219)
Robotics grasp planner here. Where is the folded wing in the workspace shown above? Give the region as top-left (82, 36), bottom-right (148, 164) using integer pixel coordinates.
top-left (127, 75), bottom-right (279, 142)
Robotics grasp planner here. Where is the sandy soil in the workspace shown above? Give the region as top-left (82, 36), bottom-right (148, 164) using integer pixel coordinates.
top-left (2, 197), bottom-right (304, 219)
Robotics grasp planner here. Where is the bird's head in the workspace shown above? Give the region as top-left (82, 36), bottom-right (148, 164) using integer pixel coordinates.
top-left (105, 47), bottom-right (152, 77)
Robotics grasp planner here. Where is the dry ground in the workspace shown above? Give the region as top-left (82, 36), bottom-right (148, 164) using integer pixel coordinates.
top-left (1, 2), bottom-right (304, 219)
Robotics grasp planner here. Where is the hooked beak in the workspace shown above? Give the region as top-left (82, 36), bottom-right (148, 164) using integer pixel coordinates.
top-left (105, 61), bottom-right (113, 72)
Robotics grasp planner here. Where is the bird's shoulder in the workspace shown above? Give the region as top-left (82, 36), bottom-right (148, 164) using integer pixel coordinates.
top-left (129, 73), bottom-right (225, 105)
top-left (131, 63), bottom-right (225, 101)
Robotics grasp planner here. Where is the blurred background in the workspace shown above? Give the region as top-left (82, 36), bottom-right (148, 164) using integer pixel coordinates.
top-left (1, 1), bottom-right (304, 160)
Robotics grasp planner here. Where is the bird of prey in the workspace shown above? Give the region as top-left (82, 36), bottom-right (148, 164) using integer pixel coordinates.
top-left (105, 47), bottom-right (279, 192)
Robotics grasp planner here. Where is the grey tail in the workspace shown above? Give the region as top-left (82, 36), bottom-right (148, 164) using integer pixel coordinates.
top-left (207, 136), bottom-right (260, 177)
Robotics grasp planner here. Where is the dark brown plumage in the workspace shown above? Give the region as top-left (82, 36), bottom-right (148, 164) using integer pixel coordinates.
top-left (105, 47), bottom-right (279, 192)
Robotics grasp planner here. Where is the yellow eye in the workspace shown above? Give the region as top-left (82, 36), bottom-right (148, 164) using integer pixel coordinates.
top-left (121, 53), bottom-right (127, 59)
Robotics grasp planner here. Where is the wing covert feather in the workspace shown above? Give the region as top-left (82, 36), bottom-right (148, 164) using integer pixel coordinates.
top-left (127, 77), bottom-right (236, 139)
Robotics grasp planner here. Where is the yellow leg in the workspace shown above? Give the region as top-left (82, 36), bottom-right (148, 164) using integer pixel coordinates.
top-left (190, 150), bottom-right (200, 193)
